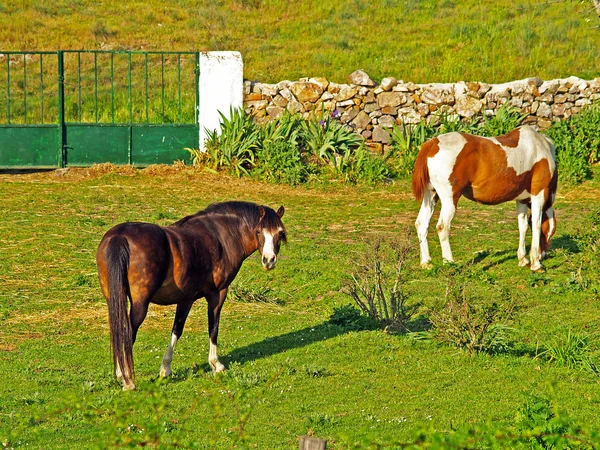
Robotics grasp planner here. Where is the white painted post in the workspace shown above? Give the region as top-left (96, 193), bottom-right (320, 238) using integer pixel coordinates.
top-left (198, 51), bottom-right (244, 152)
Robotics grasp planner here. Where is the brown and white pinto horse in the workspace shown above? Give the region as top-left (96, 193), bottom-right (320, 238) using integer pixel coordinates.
top-left (412, 125), bottom-right (557, 272)
top-left (96, 201), bottom-right (286, 390)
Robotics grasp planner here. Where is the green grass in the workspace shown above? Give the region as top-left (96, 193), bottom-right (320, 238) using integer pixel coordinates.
top-left (1, 167), bottom-right (600, 447)
top-left (0, 1), bottom-right (598, 84)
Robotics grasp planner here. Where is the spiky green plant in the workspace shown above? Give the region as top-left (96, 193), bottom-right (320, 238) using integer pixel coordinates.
top-left (203, 107), bottom-right (259, 177)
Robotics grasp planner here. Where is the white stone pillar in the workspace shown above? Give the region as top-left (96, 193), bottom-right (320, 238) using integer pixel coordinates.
top-left (198, 51), bottom-right (244, 152)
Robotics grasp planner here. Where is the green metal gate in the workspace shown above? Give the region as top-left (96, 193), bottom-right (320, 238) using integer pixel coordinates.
top-left (0, 50), bottom-right (199, 168)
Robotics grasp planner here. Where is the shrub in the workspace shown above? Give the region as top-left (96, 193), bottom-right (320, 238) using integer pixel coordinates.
top-left (253, 139), bottom-right (308, 185)
top-left (328, 304), bottom-right (378, 331)
top-left (427, 264), bottom-right (519, 354)
top-left (544, 104), bottom-right (600, 184)
top-left (341, 235), bottom-right (419, 333)
top-left (338, 146), bottom-right (391, 184)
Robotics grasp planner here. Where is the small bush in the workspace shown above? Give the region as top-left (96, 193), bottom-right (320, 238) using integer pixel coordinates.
top-left (427, 264), bottom-right (519, 354)
top-left (253, 139), bottom-right (308, 186)
top-left (479, 102), bottom-right (527, 136)
top-left (545, 104), bottom-right (600, 184)
top-left (341, 235), bottom-right (420, 333)
top-left (328, 305), bottom-right (378, 331)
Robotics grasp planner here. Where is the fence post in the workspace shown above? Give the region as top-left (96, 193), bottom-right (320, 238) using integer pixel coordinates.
top-left (57, 50), bottom-right (66, 168)
top-left (299, 436), bottom-right (327, 450)
top-left (197, 51), bottom-right (243, 152)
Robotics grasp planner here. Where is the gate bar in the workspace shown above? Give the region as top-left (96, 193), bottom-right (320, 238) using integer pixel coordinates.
top-left (57, 50), bottom-right (66, 168)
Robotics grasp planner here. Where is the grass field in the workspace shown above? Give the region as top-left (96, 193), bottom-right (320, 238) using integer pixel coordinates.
top-left (1, 166), bottom-right (600, 448)
top-left (0, 1), bottom-right (599, 84)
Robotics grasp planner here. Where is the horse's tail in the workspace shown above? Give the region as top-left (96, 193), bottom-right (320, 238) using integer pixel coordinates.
top-left (105, 235), bottom-right (134, 389)
top-left (411, 140), bottom-right (433, 202)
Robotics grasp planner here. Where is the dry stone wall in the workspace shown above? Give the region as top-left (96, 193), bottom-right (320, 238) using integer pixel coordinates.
top-left (244, 70), bottom-right (600, 153)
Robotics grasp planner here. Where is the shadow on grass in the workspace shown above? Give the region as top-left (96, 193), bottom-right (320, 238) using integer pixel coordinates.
top-left (551, 234), bottom-right (581, 254)
top-left (169, 312), bottom-right (430, 377)
top-left (222, 320), bottom-right (350, 368)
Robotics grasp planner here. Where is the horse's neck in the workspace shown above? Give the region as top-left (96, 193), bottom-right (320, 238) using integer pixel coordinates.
top-left (215, 217), bottom-right (258, 261)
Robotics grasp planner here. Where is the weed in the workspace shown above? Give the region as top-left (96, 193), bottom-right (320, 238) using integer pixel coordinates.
top-left (300, 109), bottom-right (363, 168)
top-left (342, 234), bottom-right (420, 333)
top-left (328, 304), bottom-right (378, 331)
top-left (389, 120), bottom-right (436, 177)
top-left (427, 263), bottom-right (519, 354)
top-left (541, 329), bottom-right (599, 376)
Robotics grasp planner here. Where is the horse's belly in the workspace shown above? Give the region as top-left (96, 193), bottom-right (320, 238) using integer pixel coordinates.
top-left (468, 183), bottom-right (528, 205)
top-left (151, 281), bottom-right (190, 305)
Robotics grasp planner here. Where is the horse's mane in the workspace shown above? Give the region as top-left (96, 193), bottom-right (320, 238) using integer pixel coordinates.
top-left (172, 201), bottom-right (284, 234)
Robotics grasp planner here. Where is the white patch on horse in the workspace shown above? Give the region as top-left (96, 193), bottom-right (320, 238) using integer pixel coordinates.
top-left (209, 340), bottom-right (225, 373)
top-left (492, 126), bottom-right (555, 176)
top-left (160, 332), bottom-right (179, 378)
top-left (428, 133), bottom-right (468, 190)
top-left (514, 190), bottom-right (530, 201)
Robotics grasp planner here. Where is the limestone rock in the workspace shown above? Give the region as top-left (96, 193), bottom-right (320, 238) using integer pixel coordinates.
top-left (381, 77), bottom-right (398, 91)
top-left (455, 96), bottom-right (483, 117)
top-left (352, 111), bottom-right (371, 130)
top-left (377, 91), bottom-right (407, 108)
top-left (290, 82), bottom-right (324, 103)
top-left (337, 86), bottom-right (358, 102)
top-left (372, 126), bottom-right (390, 144)
top-left (349, 69), bottom-right (376, 87)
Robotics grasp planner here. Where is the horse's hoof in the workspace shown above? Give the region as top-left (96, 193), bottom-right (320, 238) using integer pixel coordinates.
top-left (159, 367), bottom-right (172, 378)
top-left (530, 266), bottom-right (545, 274)
top-left (122, 383), bottom-right (136, 391)
top-left (210, 360), bottom-right (226, 373)
top-left (518, 258), bottom-right (530, 267)
top-left (420, 262), bottom-right (433, 270)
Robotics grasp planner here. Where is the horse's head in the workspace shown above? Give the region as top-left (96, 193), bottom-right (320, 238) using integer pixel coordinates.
top-left (256, 205), bottom-right (286, 270)
top-left (540, 207), bottom-right (556, 259)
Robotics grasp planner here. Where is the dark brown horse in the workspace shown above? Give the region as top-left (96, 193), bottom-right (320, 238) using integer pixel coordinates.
top-left (96, 201), bottom-right (286, 390)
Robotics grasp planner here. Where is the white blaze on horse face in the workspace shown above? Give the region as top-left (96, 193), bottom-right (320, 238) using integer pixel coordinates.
top-left (261, 228), bottom-right (281, 270)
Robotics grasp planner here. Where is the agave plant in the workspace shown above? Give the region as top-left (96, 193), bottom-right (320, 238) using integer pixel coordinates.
top-left (300, 110), bottom-right (363, 166)
top-left (480, 102), bottom-right (527, 136)
top-left (390, 120), bottom-right (436, 177)
top-left (203, 107), bottom-right (260, 177)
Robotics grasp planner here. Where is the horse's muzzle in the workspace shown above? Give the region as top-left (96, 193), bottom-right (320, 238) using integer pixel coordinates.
top-left (262, 255), bottom-right (277, 270)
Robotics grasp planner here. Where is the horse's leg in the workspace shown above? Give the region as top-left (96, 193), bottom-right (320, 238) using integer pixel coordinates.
top-left (516, 201), bottom-right (530, 267)
top-left (436, 196), bottom-right (456, 263)
top-left (207, 289), bottom-right (227, 373)
top-left (529, 191), bottom-right (545, 272)
top-left (415, 189), bottom-right (438, 268)
top-left (160, 301), bottom-right (194, 378)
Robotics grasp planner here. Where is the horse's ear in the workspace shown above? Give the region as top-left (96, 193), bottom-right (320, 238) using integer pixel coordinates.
top-left (276, 206), bottom-right (285, 218)
top-left (259, 205), bottom-right (266, 221)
